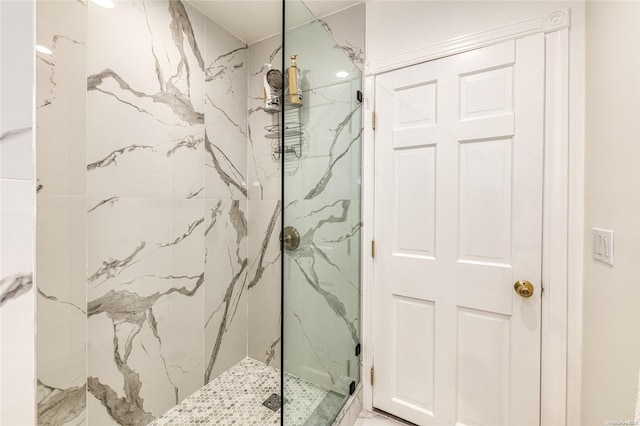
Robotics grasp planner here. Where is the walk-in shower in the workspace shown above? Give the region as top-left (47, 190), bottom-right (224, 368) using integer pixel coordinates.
top-left (28, 0), bottom-right (363, 425)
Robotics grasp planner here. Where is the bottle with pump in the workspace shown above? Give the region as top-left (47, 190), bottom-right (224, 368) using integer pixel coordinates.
top-left (287, 54), bottom-right (303, 108)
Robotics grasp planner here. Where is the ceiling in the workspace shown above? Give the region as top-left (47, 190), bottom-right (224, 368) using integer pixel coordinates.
top-left (188, 0), bottom-right (362, 45)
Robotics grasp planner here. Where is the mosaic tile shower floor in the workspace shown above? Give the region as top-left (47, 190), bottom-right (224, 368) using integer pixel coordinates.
top-left (149, 357), bottom-right (337, 426)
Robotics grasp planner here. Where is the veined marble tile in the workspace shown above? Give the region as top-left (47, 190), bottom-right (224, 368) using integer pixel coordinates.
top-left (285, 198), bottom-right (362, 288)
top-left (36, 0), bottom-right (87, 197)
top-left (35, 2), bottom-right (89, 424)
top-left (86, 196), bottom-right (205, 424)
top-left (247, 35), bottom-right (282, 201)
top-left (283, 198), bottom-right (361, 390)
top-left (0, 1), bottom-right (34, 180)
top-left (204, 20), bottom-right (248, 200)
top-left (37, 380), bottom-right (86, 426)
top-left (204, 199), bottom-right (248, 383)
top-left (282, 7), bottom-right (364, 217)
top-left (36, 196), bottom-right (87, 426)
top-left (247, 199), bottom-right (282, 367)
top-left (0, 179), bottom-right (36, 425)
top-left (284, 17), bottom-right (360, 93)
top-left (284, 80), bottom-right (362, 203)
top-left (319, 4), bottom-right (365, 72)
top-left (86, 197), bottom-right (205, 298)
top-left (86, 0), bottom-right (205, 199)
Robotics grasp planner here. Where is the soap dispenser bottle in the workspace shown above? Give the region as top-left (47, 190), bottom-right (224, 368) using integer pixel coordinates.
top-left (287, 54), bottom-right (303, 107)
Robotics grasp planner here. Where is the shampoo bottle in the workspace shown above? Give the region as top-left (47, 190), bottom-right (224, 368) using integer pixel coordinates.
top-left (288, 55), bottom-right (303, 107)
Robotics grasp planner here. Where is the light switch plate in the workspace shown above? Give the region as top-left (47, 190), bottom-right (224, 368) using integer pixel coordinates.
top-left (592, 228), bottom-right (614, 266)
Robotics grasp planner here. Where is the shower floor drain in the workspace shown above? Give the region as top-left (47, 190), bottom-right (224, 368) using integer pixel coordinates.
top-left (262, 393), bottom-right (285, 412)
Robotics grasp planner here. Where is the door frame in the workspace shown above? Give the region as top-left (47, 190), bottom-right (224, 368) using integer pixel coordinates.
top-left (361, 8), bottom-right (584, 426)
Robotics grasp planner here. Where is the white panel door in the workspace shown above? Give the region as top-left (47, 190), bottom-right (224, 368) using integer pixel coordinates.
top-left (373, 36), bottom-right (544, 426)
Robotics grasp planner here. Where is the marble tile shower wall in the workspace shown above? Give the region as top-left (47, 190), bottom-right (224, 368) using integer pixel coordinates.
top-left (0, 1), bottom-right (36, 424)
top-left (247, 35), bottom-right (283, 369)
top-left (36, 3), bottom-right (88, 425)
top-left (35, 1), bottom-right (252, 424)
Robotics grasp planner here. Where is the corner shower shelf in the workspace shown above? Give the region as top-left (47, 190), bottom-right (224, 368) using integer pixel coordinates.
top-left (264, 123), bottom-right (302, 139)
top-left (265, 104), bottom-right (304, 160)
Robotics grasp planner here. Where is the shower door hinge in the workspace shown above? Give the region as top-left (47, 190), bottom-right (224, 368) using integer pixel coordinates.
top-left (370, 367), bottom-right (374, 386)
top-left (372, 111), bottom-right (376, 130)
top-left (371, 240), bottom-right (375, 258)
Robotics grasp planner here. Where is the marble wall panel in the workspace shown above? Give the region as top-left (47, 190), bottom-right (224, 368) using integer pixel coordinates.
top-left (246, 32), bottom-right (284, 373)
top-left (202, 17), bottom-right (250, 385)
top-left (36, 0), bottom-right (87, 198)
top-left (203, 199), bottom-right (248, 383)
top-left (35, 1), bottom-right (89, 424)
top-left (204, 20), bottom-right (248, 200)
top-left (36, 196), bottom-right (87, 426)
top-left (284, 80), bottom-right (362, 203)
top-left (247, 199), bottom-right (282, 367)
top-left (86, 196), bottom-right (205, 423)
top-left (319, 3), bottom-right (365, 73)
top-left (86, 0), bottom-right (205, 200)
top-left (0, 1), bottom-right (36, 424)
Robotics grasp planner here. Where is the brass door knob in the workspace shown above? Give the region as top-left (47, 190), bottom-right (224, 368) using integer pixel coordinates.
top-left (514, 280), bottom-right (534, 298)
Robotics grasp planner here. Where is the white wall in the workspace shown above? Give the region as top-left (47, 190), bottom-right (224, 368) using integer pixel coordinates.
top-left (366, 1), bottom-right (584, 68)
top-left (583, 2), bottom-right (640, 424)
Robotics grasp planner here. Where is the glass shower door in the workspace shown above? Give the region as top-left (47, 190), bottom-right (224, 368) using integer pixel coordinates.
top-left (282, 0), bottom-right (363, 424)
